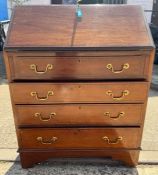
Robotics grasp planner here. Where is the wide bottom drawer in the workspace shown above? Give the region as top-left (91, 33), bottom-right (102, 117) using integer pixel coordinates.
top-left (19, 128), bottom-right (141, 149)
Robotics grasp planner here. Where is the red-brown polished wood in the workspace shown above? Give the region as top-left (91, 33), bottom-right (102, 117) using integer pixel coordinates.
top-left (9, 54), bottom-right (149, 80)
top-left (4, 5), bottom-right (155, 168)
top-left (19, 128), bottom-right (141, 149)
top-left (20, 149), bottom-right (140, 168)
top-left (5, 5), bottom-right (154, 50)
top-left (10, 82), bottom-right (148, 104)
top-left (15, 104), bottom-right (143, 126)
top-left (5, 50), bottom-right (152, 81)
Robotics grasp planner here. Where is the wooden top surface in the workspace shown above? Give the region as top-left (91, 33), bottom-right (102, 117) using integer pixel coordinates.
top-left (5, 5), bottom-right (154, 50)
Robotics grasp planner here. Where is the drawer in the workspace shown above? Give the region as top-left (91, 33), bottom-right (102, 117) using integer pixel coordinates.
top-left (10, 82), bottom-right (148, 104)
top-left (8, 53), bottom-right (149, 80)
top-left (16, 104), bottom-right (143, 126)
top-left (19, 128), bottom-right (141, 149)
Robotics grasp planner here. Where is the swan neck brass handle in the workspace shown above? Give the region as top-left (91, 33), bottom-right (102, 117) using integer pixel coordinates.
top-left (102, 136), bottom-right (123, 144)
top-left (106, 63), bottom-right (129, 74)
top-left (37, 137), bottom-right (58, 144)
top-left (30, 91), bottom-right (54, 101)
top-left (34, 112), bottom-right (56, 121)
top-left (106, 90), bottom-right (129, 101)
top-left (104, 112), bottom-right (125, 120)
top-left (30, 64), bottom-right (53, 74)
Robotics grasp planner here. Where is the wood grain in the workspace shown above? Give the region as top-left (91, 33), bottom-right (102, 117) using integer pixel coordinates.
top-left (10, 82), bottom-right (148, 104)
top-left (5, 5), bottom-right (154, 50)
top-left (10, 54), bottom-right (148, 80)
top-left (3, 5), bottom-right (155, 168)
top-left (15, 104), bottom-right (143, 126)
top-left (19, 128), bottom-right (141, 149)
top-left (19, 149), bottom-right (140, 168)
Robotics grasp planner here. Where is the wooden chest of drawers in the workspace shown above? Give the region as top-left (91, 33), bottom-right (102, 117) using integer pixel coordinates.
top-left (4, 5), bottom-right (155, 168)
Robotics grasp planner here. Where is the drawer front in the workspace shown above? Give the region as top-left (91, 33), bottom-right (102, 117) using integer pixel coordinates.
top-left (16, 104), bottom-right (143, 126)
top-left (10, 82), bottom-right (148, 104)
top-left (10, 54), bottom-right (149, 80)
top-left (19, 128), bottom-right (141, 149)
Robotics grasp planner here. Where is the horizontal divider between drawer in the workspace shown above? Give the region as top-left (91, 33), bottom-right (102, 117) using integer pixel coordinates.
top-left (15, 53), bottom-right (147, 57)
top-left (14, 102), bottom-right (146, 105)
top-left (17, 126), bottom-right (141, 129)
top-left (15, 101), bottom-right (146, 106)
top-left (10, 79), bottom-right (150, 83)
top-left (18, 148), bottom-right (141, 152)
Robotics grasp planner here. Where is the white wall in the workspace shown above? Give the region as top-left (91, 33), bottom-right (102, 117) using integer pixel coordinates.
top-left (8, 0), bottom-right (153, 22)
top-left (23, 0), bottom-right (51, 5)
top-left (7, 0), bottom-right (51, 17)
top-left (127, 0), bottom-right (153, 23)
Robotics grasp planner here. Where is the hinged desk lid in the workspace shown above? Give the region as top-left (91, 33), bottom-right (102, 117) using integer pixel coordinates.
top-left (5, 5), bottom-right (154, 50)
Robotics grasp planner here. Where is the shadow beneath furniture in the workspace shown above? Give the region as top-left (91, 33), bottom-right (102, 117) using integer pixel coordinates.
top-left (4, 158), bottom-right (138, 175)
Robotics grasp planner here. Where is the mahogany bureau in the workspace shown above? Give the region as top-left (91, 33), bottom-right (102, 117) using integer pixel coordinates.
top-left (4, 5), bottom-right (155, 168)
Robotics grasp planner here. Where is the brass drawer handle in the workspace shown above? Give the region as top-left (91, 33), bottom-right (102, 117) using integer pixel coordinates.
top-left (34, 112), bottom-right (56, 121)
top-left (104, 112), bottom-right (125, 120)
top-left (106, 90), bottom-right (129, 101)
top-left (106, 63), bottom-right (129, 74)
top-left (30, 64), bottom-right (53, 74)
top-left (37, 137), bottom-right (58, 144)
top-left (102, 136), bottom-right (123, 144)
top-left (30, 91), bottom-right (54, 101)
